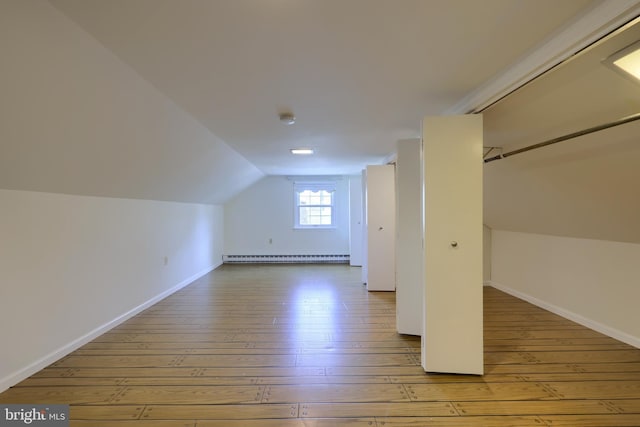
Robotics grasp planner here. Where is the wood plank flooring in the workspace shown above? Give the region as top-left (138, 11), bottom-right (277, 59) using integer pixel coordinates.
top-left (1, 264), bottom-right (640, 426)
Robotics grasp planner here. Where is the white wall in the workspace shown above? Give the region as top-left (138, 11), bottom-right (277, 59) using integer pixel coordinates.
top-left (0, 189), bottom-right (223, 391)
top-left (0, 1), bottom-right (241, 392)
top-left (224, 176), bottom-right (350, 255)
top-left (483, 120), bottom-right (640, 245)
top-left (0, 0), bottom-right (262, 204)
top-left (491, 229), bottom-right (640, 348)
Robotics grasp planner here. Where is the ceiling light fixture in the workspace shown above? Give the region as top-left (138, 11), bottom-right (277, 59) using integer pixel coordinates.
top-left (290, 148), bottom-right (314, 155)
top-left (279, 112), bottom-right (296, 125)
top-left (605, 40), bottom-right (640, 82)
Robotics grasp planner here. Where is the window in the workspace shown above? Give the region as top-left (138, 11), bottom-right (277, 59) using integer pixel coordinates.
top-left (294, 182), bottom-right (336, 228)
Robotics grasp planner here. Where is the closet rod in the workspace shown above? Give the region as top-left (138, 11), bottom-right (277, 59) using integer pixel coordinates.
top-left (484, 112), bottom-right (640, 163)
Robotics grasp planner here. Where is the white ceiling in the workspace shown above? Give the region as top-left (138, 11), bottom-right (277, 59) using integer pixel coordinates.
top-left (49, 0), bottom-right (604, 176)
top-left (483, 16), bottom-right (640, 243)
top-left (483, 15), bottom-right (640, 152)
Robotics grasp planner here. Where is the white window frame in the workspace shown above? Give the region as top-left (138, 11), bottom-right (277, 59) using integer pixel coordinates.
top-left (293, 181), bottom-right (337, 229)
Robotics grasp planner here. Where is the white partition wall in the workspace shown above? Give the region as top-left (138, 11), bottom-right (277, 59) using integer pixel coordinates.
top-left (421, 115), bottom-right (483, 375)
top-left (349, 175), bottom-right (363, 266)
top-left (361, 169), bottom-right (368, 283)
top-left (396, 139), bottom-right (423, 335)
top-left (363, 165), bottom-right (396, 291)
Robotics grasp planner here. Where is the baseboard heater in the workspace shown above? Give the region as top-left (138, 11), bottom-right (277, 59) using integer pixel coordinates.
top-left (223, 254), bottom-right (350, 264)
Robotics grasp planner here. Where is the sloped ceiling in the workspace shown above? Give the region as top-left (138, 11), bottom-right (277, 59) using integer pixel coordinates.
top-left (0, 0), bottom-right (263, 205)
top-left (483, 17), bottom-right (640, 243)
top-left (48, 0), bottom-right (601, 175)
top-left (4, 0), bottom-right (637, 215)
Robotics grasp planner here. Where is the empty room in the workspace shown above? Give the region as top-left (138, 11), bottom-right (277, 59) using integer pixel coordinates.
top-left (1, 1), bottom-right (640, 426)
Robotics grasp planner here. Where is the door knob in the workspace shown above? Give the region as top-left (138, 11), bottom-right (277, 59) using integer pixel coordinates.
top-left (379, 226), bottom-right (384, 231)
top-left (450, 241), bottom-right (458, 247)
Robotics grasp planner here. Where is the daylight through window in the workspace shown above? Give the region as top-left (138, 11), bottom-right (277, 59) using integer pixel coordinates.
top-left (294, 182), bottom-right (336, 228)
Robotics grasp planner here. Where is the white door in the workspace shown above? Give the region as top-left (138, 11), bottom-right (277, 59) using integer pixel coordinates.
top-left (349, 176), bottom-right (363, 266)
top-left (365, 164), bottom-right (396, 291)
top-left (395, 139), bottom-right (423, 335)
top-left (421, 115), bottom-right (483, 375)
top-left (361, 169), bottom-right (368, 283)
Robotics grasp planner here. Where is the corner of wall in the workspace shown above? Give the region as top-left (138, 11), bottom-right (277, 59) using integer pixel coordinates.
top-left (488, 280), bottom-right (640, 350)
top-left (0, 263), bottom-right (218, 393)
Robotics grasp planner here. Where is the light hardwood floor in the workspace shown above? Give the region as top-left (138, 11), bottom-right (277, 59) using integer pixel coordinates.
top-left (2, 264), bottom-right (640, 426)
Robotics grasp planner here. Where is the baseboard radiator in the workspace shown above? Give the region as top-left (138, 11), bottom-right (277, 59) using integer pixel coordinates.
top-left (223, 254), bottom-right (350, 264)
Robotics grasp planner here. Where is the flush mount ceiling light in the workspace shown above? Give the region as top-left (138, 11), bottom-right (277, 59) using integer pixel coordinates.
top-left (279, 112), bottom-right (296, 125)
top-left (290, 148), bottom-right (314, 155)
top-left (605, 40), bottom-right (640, 82)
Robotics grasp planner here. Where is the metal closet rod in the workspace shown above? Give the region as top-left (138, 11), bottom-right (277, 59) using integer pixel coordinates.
top-left (483, 112), bottom-right (640, 163)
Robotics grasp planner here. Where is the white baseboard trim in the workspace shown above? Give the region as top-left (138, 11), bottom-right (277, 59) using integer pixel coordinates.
top-left (0, 263), bottom-right (220, 393)
top-left (489, 280), bottom-right (640, 350)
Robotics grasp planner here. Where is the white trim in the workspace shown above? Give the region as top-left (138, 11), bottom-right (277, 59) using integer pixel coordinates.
top-left (293, 181), bottom-right (337, 228)
top-left (447, 0), bottom-right (640, 114)
top-left (489, 281), bottom-right (640, 350)
top-left (0, 263), bottom-right (219, 393)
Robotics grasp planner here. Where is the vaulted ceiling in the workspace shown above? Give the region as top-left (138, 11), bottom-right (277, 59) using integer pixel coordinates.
top-left (49, 0), bottom-right (607, 175)
top-left (3, 0), bottom-right (640, 243)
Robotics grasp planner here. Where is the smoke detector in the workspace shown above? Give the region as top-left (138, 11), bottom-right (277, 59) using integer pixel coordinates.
top-left (279, 112), bottom-right (296, 125)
